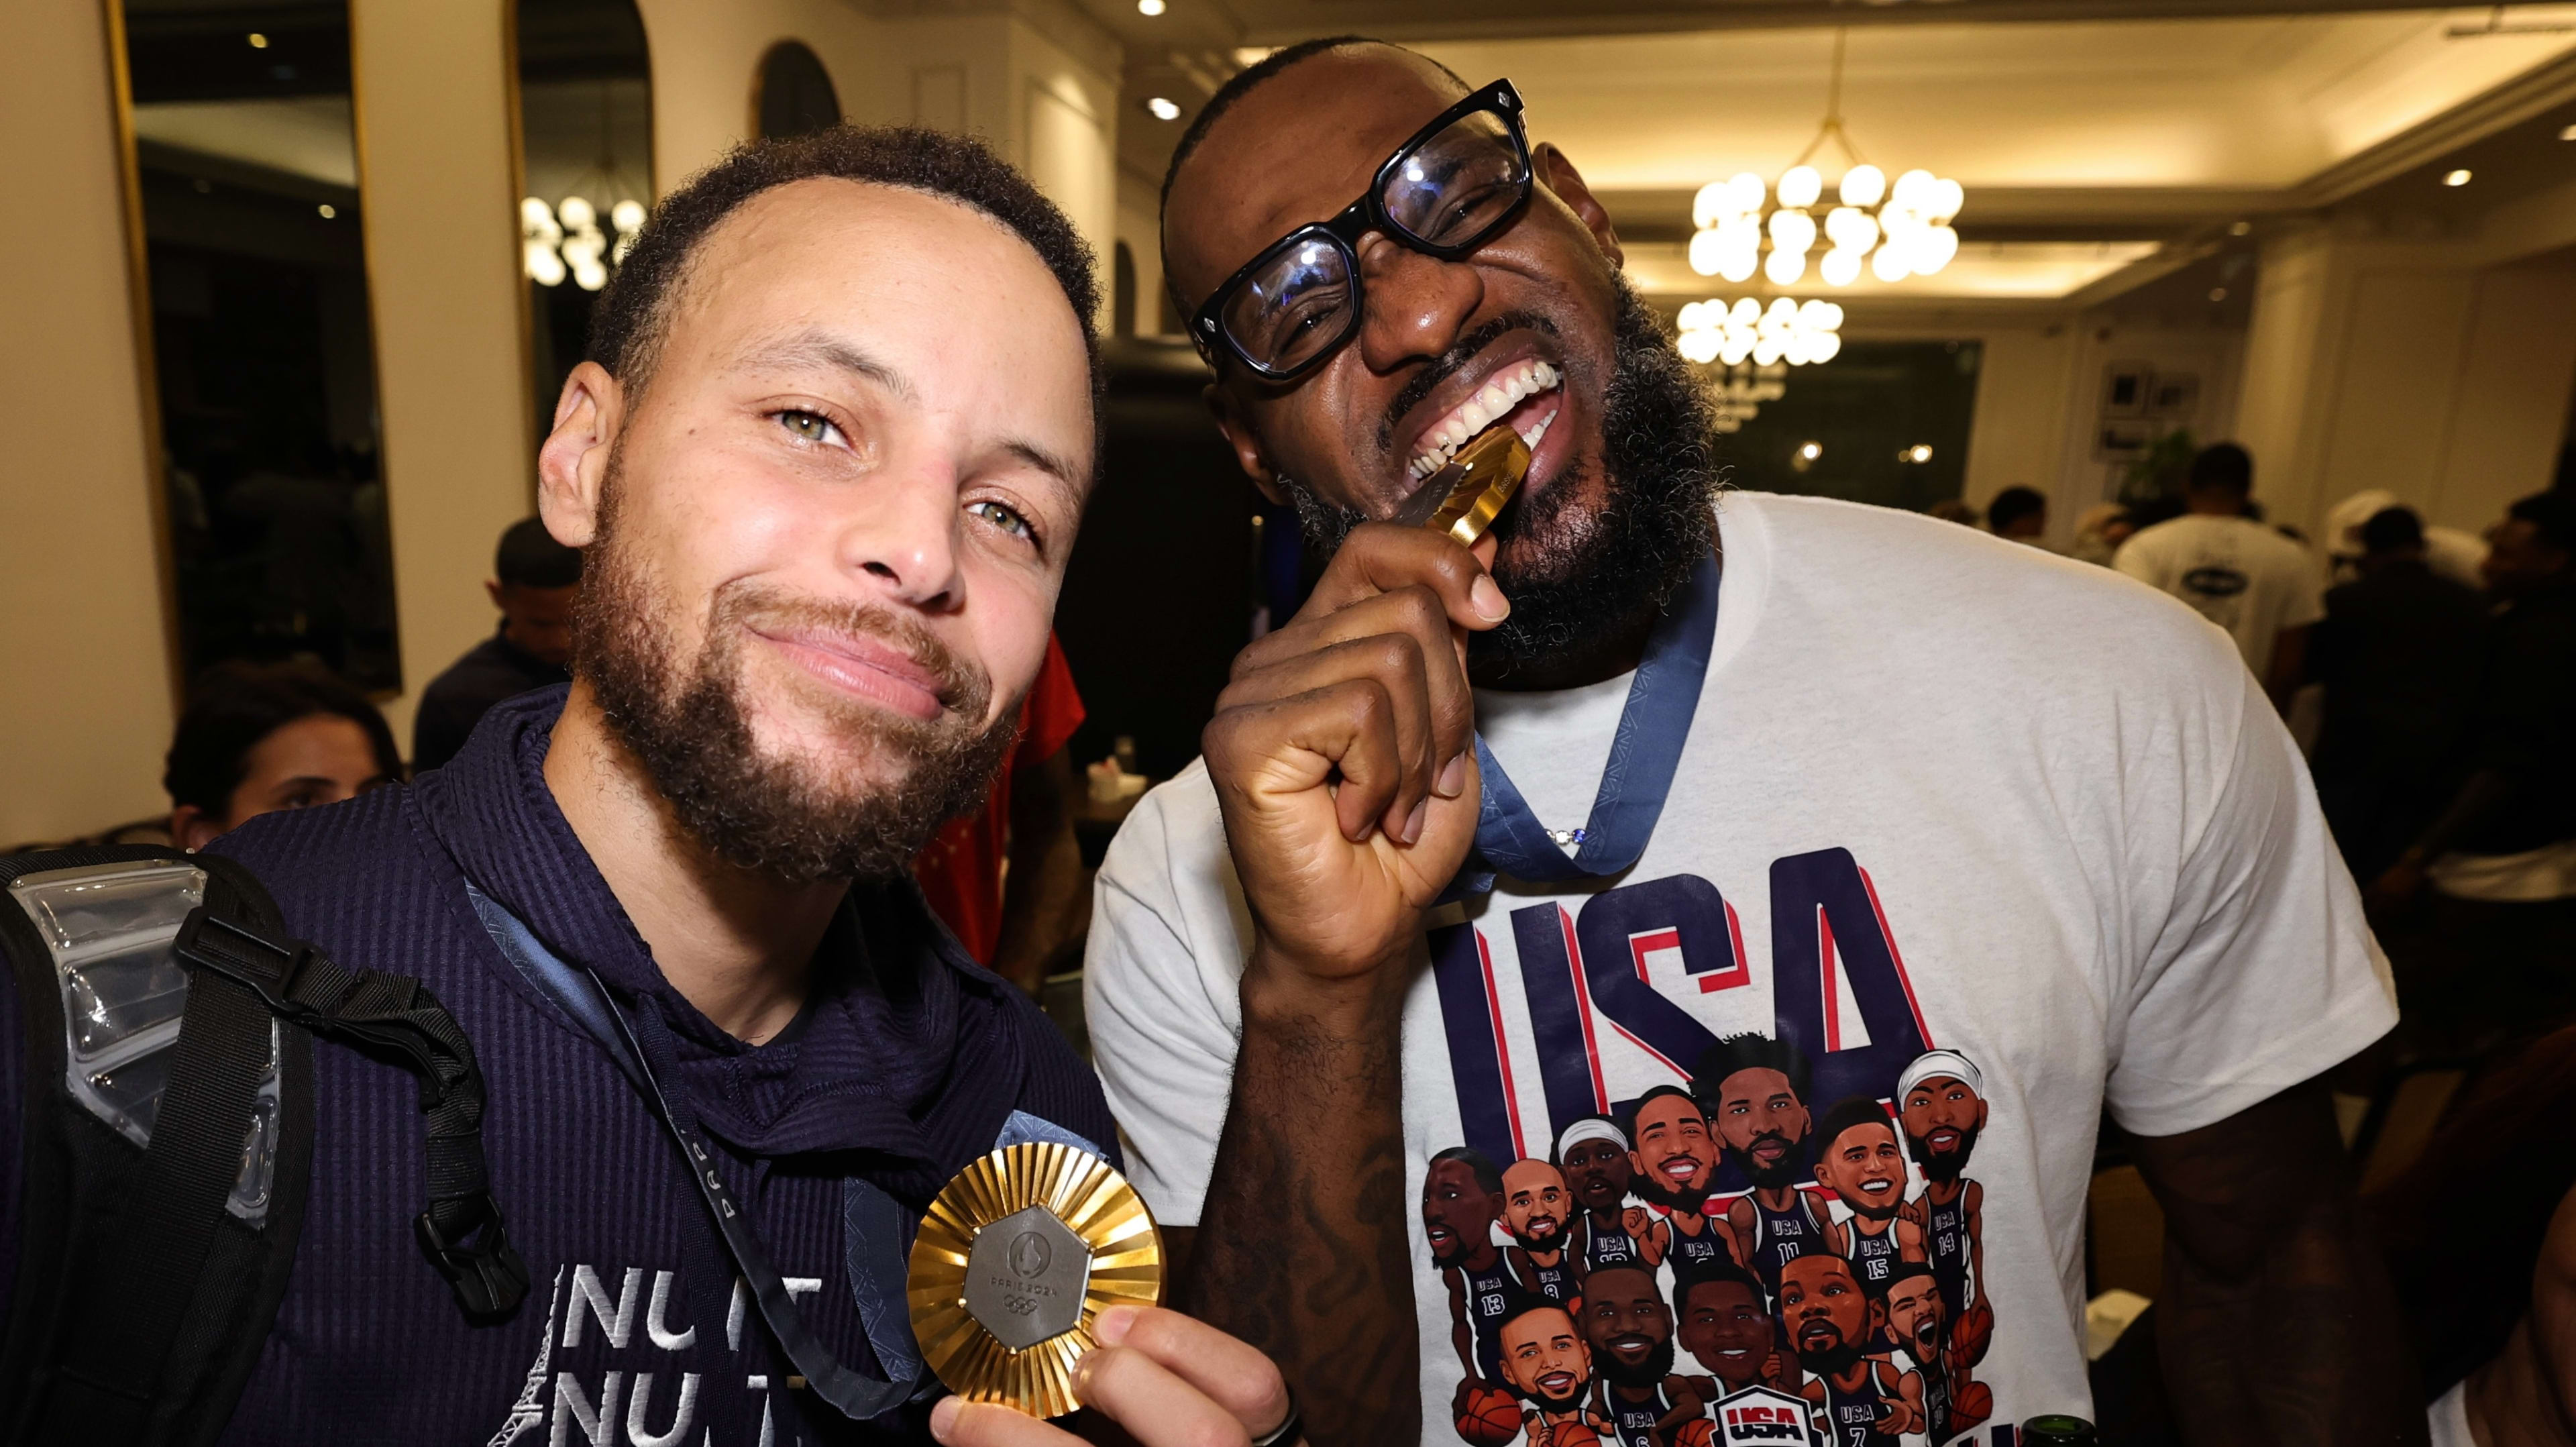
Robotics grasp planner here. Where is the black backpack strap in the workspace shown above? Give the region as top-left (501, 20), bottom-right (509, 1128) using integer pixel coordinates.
top-left (170, 893), bottom-right (529, 1319)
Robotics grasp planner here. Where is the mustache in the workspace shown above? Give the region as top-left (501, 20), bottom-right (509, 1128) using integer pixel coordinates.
top-left (1375, 310), bottom-right (1563, 457)
top-left (716, 583), bottom-right (990, 720)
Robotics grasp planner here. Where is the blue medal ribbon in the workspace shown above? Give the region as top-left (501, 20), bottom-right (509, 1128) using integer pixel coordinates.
top-left (1452, 549), bottom-right (1720, 894)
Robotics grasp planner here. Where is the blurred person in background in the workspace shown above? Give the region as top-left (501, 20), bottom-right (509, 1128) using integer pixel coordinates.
top-left (2326, 488), bottom-right (2489, 590)
top-left (2369, 492), bottom-right (2576, 1056)
top-left (2114, 441), bottom-right (2322, 710)
top-left (410, 517), bottom-right (581, 771)
top-left (2068, 502), bottom-right (2135, 567)
top-left (2308, 505), bottom-right (2489, 883)
top-left (912, 631), bottom-right (1088, 991)
top-left (1986, 486), bottom-right (2049, 545)
top-left (166, 659), bottom-right (404, 851)
top-left (1925, 497), bottom-right (1980, 527)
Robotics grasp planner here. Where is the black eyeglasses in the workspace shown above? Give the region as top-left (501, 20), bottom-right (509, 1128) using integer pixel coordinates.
top-left (1190, 78), bottom-right (1532, 382)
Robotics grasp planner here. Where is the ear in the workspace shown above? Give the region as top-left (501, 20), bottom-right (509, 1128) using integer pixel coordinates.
top-left (170, 805), bottom-right (225, 853)
top-left (1534, 143), bottom-right (1623, 271)
top-left (484, 578), bottom-right (506, 610)
top-left (537, 360), bottom-right (625, 549)
top-left (1203, 382), bottom-right (1290, 506)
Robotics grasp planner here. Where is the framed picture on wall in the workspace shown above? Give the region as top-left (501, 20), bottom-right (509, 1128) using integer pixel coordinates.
top-left (2149, 372), bottom-right (2200, 420)
top-left (2102, 362), bottom-right (2154, 418)
top-left (2096, 420), bottom-right (2156, 461)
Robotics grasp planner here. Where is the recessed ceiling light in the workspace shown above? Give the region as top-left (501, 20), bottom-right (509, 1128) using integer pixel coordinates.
top-left (1137, 0), bottom-right (1166, 12)
top-left (2444, 168), bottom-right (2473, 186)
top-left (246, 32), bottom-right (268, 47)
top-left (1146, 97), bottom-right (1181, 121)
top-left (2228, 221), bottom-right (2251, 237)
top-left (317, 203), bottom-right (336, 219)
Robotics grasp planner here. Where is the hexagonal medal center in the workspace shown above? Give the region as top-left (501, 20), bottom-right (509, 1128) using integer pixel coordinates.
top-left (963, 1204), bottom-right (1092, 1350)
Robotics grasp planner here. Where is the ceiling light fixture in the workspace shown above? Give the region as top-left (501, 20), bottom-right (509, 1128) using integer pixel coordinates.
top-left (1688, 30), bottom-right (1962, 289)
top-left (246, 32), bottom-right (268, 48)
top-left (1899, 444), bottom-right (1933, 464)
top-left (2444, 168), bottom-right (2473, 186)
top-left (317, 203), bottom-right (335, 219)
top-left (1146, 97), bottom-right (1181, 121)
top-left (2229, 221), bottom-right (2251, 237)
top-left (2561, 123), bottom-right (2576, 141)
top-left (1138, 0), bottom-right (1166, 13)
top-left (1676, 296), bottom-right (1843, 368)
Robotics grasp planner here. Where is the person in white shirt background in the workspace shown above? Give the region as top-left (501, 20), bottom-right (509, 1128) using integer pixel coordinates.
top-left (1087, 34), bottom-right (2420, 1447)
top-left (2113, 441), bottom-right (2324, 712)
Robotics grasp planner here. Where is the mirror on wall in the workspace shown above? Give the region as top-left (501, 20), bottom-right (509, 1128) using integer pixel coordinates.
top-left (756, 42), bottom-right (840, 140)
top-left (120, 0), bottom-right (398, 691)
top-left (516, 0), bottom-right (651, 429)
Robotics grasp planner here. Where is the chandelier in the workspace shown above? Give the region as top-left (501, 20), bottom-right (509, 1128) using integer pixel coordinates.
top-left (1688, 30), bottom-right (1964, 289)
top-left (1678, 297), bottom-right (1843, 368)
top-left (521, 196), bottom-right (645, 291)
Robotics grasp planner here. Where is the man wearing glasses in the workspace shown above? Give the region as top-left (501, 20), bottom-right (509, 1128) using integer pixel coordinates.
top-left (1087, 37), bottom-right (2420, 1446)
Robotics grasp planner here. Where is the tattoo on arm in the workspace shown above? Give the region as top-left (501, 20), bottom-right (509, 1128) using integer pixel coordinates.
top-left (2133, 1076), bottom-right (2426, 1447)
top-left (1177, 999), bottom-right (1417, 1447)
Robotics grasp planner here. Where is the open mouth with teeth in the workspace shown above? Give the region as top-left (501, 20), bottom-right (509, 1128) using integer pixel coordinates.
top-left (1407, 358), bottom-right (1564, 481)
top-left (1535, 1370), bottom-right (1578, 1397)
top-left (1925, 1128), bottom-right (1962, 1153)
top-left (1798, 1321), bottom-right (1844, 1351)
top-left (1658, 1154), bottom-right (1705, 1187)
top-left (1607, 1333), bottom-right (1654, 1361)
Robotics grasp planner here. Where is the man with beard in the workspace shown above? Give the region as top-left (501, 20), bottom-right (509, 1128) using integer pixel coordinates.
top-left (1896, 1051), bottom-right (1993, 1366)
top-left (1697, 1035), bottom-right (1822, 1302)
top-left (1503, 1157), bottom-right (1582, 1305)
top-left (1089, 33), bottom-right (2416, 1447)
top-left (1428, 1147), bottom-right (1520, 1395)
top-left (1880, 1264), bottom-right (1991, 1445)
top-left (0, 129), bottom-right (1294, 1446)
top-left (1627, 1087), bottom-right (1728, 1276)
top-left (1674, 1262), bottom-right (1794, 1397)
top-left (1556, 1116), bottom-right (1652, 1280)
top-left (1495, 1301), bottom-right (1614, 1447)
top-left (1578, 1265), bottom-right (1707, 1447)
top-left (1812, 1099), bottom-right (1926, 1299)
top-left (1777, 1256), bottom-right (1922, 1446)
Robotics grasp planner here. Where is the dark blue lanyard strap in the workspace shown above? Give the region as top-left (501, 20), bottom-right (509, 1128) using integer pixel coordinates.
top-left (584, 969), bottom-right (912, 1423)
top-left (1464, 550), bottom-right (1721, 888)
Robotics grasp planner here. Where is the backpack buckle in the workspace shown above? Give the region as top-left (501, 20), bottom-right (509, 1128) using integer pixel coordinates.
top-left (415, 1195), bottom-right (531, 1319)
top-left (173, 910), bottom-right (315, 1022)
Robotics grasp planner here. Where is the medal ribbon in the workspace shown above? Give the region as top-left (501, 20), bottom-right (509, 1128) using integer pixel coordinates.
top-left (1457, 549), bottom-right (1720, 892)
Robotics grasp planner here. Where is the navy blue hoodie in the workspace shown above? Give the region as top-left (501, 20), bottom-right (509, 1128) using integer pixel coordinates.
top-left (1, 688), bottom-right (1116, 1446)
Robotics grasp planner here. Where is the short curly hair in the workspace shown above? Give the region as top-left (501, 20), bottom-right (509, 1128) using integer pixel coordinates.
top-left (589, 126), bottom-right (1099, 402)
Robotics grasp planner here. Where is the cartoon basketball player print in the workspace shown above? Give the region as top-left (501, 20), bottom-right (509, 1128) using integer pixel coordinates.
top-left (1810, 1098), bottom-right (1926, 1301)
top-left (1694, 1035), bottom-right (1822, 1303)
top-left (1776, 1255), bottom-right (1922, 1447)
top-left (1555, 1117), bottom-right (1653, 1281)
top-left (1895, 1050), bottom-right (1994, 1367)
top-left (1578, 1265), bottom-right (1708, 1447)
top-left (1672, 1258), bottom-right (1795, 1397)
top-left (1426, 1145), bottom-right (1523, 1439)
top-left (1627, 1087), bottom-right (1727, 1275)
top-left (1503, 1159), bottom-right (1583, 1307)
top-left (1497, 1300), bottom-right (1617, 1447)
top-left (1880, 1263), bottom-right (1992, 1446)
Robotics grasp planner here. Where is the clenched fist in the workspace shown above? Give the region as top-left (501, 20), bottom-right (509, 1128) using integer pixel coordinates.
top-left (1203, 523), bottom-right (1508, 1009)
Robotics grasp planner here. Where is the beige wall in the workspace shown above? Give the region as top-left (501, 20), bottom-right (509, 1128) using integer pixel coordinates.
top-left (0, 2), bottom-right (176, 844)
top-left (352, 0), bottom-right (537, 751)
top-left (2236, 225), bottom-right (2576, 539)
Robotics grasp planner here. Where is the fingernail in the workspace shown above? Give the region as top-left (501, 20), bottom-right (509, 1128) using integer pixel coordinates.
top-left (1437, 751), bottom-right (1468, 799)
top-left (930, 1396), bottom-right (963, 1442)
top-left (1402, 798), bottom-right (1428, 845)
top-left (1470, 574), bottom-right (1510, 621)
top-left (1092, 1304), bottom-right (1138, 1346)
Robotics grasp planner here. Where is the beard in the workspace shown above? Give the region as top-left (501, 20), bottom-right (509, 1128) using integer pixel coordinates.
top-left (1907, 1120), bottom-right (1983, 1185)
top-left (1279, 276), bottom-right (1720, 678)
top-left (1792, 1328), bottom-right (1864, 1378)
top-left (1723, 1132), bottom-right (1810, 1193)
top-left (1594, 1334), bottom-right (1676, 1389)
top-left (1511, 1375), bottom-right (1591, 1413)
top-left (1628, 1169), bottom-right (1710, 1215)
top-left (573, 463), bottom-right (1016, 885)
top-left (1511, 1220), bottom-right (1565, 1253)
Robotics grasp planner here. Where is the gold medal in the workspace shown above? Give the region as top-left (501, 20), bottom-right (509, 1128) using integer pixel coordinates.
top-left (1393, 424), bottom-right (1532, 547)
top-left (906, 1141), bottom-right (1165, 1419)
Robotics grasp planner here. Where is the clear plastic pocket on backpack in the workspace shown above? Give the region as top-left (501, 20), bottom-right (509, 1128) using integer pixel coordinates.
top-left (7, 857), bottom-right (282, 1223)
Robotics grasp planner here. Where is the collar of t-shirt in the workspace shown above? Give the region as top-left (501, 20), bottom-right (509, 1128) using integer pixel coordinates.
top-left (1474, 667), bottom-right (1638, 853)
top-left (413, 687), bottom-right (1012, 1165)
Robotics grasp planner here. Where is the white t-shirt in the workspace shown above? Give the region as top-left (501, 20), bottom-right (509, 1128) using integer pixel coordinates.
top-left (2112, 513), bottom-right (2324, 677)
top-left (1087, 492), bottom-right (2394, 1439)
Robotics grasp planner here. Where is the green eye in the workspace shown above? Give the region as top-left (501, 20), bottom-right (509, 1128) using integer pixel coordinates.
top-left (776, 409), bottom-right (837, 443)
top-left (969, 500), bottom-right (1036, 543)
